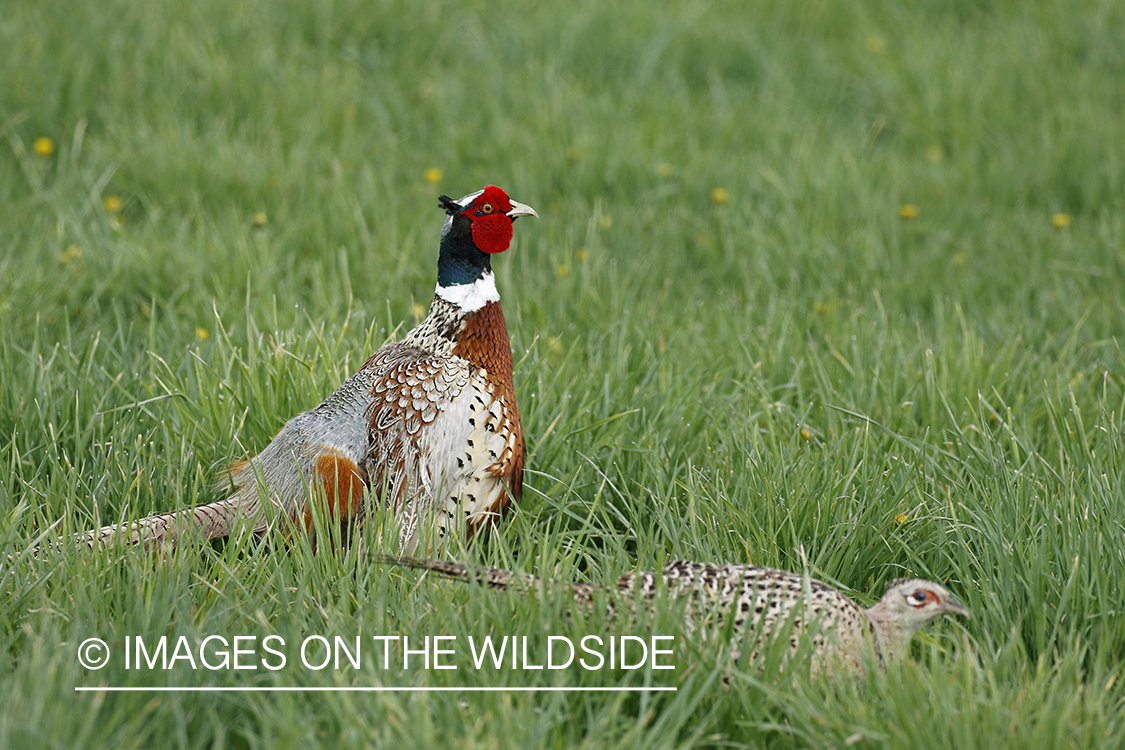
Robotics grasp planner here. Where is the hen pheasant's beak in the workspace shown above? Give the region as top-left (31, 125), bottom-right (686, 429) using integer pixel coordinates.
top-left (506, 200), bottom-right (539, 220)
top-left (943, 596), bottom-right (971, 620)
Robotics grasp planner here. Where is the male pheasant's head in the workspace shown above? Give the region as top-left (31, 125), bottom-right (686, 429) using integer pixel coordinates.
top-left (436, 186), bottom-right (538, 311)
top-left (440, 185), bottom-right (538, 255)
top-left (867, 578), bottom-right (970, 661)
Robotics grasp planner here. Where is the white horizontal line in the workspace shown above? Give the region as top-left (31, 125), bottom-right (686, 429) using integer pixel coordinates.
top-left (76, 686), bottom-right (676, 693)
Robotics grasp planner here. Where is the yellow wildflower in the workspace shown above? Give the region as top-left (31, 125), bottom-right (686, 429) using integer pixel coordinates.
top-left (424, 167), bottom-right (443, 184)
top-left (899, 204), bottom-right (919, 219)
top-left (952, 252), bottom-right (966, 267)
top-left (894, 513), bottom-right (908, 525)
top-left (195, 328), bottom-right (210, 341)
top-left (253, 212), bottom-right (268, 227)
top-left (598, 215), bottom-right (612, 230)
top-left (565, 148), bottom-right (581, 162)
top-left (33, 137), bottom-right (55, 157)
top-left (710, 187), bottom-right (729, 205)
top-left (656, 162), bottom-right (673, 177)
top-left (926, 145), bottom-right (942, 163)
top-left (576, 247), bottom-right (589, 262)
top-left (1051, 213), bottom-right (1071, 229)
top-left (557, 264), bottom-right (569, 277)
top-left (865, 35), bottom-right (885, 54)
top-left (60, 245), bottom-right (82, 264)
top-left (103, 195), bottom-right (123, 213)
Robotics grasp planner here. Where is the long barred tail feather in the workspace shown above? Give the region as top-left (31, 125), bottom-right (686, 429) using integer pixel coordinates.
top-left (376, 555), bottom-right (533, 590)
top-left (81, 497), bottom-right (246, 549)
top-left (22, 493), bottom-right (267, 558)
top-left (376, 555), bottom-right (600, 603)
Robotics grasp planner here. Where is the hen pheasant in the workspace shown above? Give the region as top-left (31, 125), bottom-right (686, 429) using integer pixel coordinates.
top-left (384, 556), bottom-right (970, 675)
top-left (76, 186), bottom-right (537, 553)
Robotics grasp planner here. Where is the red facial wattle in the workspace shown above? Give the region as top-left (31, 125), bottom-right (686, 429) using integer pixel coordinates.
top-left (464, 185), bottom-right (517, 254)
top-left (471, 214), bottom-right (514, 254)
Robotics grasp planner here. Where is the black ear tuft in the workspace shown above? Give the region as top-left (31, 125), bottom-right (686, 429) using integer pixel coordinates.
top-left (438, 195), bottom-right (462, 215)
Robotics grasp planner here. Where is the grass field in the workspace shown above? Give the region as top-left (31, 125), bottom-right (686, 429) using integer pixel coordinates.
top-left (3, 0), bottom-right (1125, 746)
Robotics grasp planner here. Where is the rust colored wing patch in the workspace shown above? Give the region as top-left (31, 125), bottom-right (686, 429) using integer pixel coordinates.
top-left (314, 451), bottom-right (367, 521)
top-left (298, 450), bottom-right (369, 545)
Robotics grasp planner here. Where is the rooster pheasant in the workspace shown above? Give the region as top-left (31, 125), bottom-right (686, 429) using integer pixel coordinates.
top-left (74, 186), bottom-right (537, 554)
top-left (384, 556), bottom-right (970, 675)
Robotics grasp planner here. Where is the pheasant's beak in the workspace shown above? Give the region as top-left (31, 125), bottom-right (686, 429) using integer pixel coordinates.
top-left (506, 200), bottom-right (539, 220)
top-left (943, 596), bottom-right (971, 620)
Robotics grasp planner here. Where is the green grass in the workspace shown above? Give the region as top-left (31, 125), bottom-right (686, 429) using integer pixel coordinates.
top-left (2, 0), bottom-right (1125, 746)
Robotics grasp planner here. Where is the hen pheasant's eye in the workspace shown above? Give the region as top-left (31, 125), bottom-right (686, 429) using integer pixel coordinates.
top-left (907, 590), bottom-right (931, 607)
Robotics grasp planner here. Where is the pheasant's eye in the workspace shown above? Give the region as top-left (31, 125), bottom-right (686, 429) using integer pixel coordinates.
top-left (479, 203), bottom-right (494, 215)
top-left (907, 590), bottom-right (933, 607)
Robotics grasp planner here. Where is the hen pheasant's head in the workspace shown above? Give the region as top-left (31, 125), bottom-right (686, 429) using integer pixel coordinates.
top-left (867, 578), bottom-right (970, 661)
top-left (440, 185), bottom-right (538, 255)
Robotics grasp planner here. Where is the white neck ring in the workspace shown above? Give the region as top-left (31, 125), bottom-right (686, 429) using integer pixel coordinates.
top-left (435, 271), bottom-right (499, 313)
